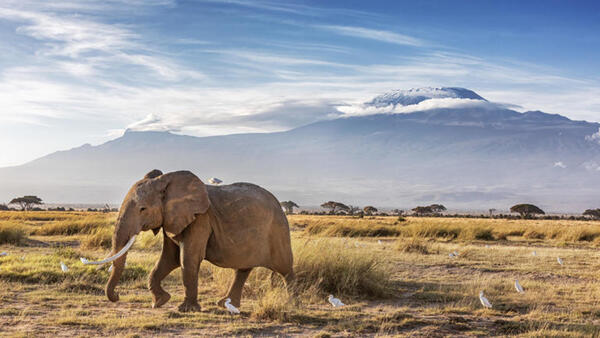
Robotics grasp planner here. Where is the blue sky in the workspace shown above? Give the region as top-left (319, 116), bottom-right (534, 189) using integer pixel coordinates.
top-left (0, 0), bottom-right (599, 166)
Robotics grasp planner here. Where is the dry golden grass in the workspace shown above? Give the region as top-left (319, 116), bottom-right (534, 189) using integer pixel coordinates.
top-left (1, 212), bottom-right (600, 336)
top-left (294, 214), bottom-right (600, 245)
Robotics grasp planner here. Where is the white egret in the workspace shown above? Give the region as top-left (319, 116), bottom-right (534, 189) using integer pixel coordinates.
top-left (557, 257), bottom-right (563, 265)
top-left (60, 262), bottom-right (69, 272)
top-left (377, 240), bottom-right (382, 245)
top-left (224, 298), bottom-right (240, 314)
top-left (532, 251), bottom-right (537, 256)
top-left (209, 177), bottom-right (223, 185)
top-left (328, 294), bottom-right (345, 307)
top-left (515, 279), bottom-right (524, 293)
top-left (479, 291), bottom-right (492, 308)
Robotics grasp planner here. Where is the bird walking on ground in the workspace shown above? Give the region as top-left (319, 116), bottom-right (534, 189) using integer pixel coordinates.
top-left (60, 262), bottom-right (69, 272)
top-left (557, 257), bottom-right (563, 265)
top-left (328, 294), bottom-right (345, 307)
top-left (479, 291), bottom-right (492, 308)
top-left (515, 279), bottom-right (524, 293)
top-left (224, 298), bottom-right (240, 314)
top-left (377, 240), bottom-right (382, 245)
top-left (208, 177), bottom-right (223, 185)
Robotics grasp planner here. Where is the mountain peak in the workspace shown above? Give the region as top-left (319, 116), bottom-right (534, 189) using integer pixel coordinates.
top-left (366, 87), bottom-right (486, 107)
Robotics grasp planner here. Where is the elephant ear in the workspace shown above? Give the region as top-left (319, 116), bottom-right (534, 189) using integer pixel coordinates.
top-left (155, 171), bottom-right (210, 237)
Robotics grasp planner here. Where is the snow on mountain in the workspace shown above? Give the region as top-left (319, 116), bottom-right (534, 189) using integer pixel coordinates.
top-left (366, 87), bottom-right (486, 107)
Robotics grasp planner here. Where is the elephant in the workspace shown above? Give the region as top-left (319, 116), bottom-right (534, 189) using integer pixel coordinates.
top-left (90, 169), bottom-right (295, 312)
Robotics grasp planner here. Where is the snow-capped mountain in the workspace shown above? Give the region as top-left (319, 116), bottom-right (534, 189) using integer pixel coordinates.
top-left (1, 87), bottom-right (599, 212)
top-left (366, 87), bottom-right (487, 107)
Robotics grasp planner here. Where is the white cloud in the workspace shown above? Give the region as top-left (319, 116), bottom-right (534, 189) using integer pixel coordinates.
top-left (317, 25), bottom-right (423, 46)
top-left (554, 161), bottom-right (567, 168)
top-left (585, 128), bottom-right (600, 144)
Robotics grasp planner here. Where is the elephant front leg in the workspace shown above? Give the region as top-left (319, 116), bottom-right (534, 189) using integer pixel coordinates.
top-left (148, 231), bottom-right (180, 308)
top-left (177, 217), bottom-right (211, 313)
top-left (177, 240), bottom-right (203, 312)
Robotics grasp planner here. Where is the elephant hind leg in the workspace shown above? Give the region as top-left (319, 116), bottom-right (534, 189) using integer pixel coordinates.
top-left (217, 268), bottom-right (252, 308)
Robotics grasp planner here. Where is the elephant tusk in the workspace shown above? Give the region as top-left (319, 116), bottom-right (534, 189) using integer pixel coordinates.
top-left (80, 235), bottom-right (137, 265)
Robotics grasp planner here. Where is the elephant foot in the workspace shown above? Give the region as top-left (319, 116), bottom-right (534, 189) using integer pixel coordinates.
top-left (178, 300), bottom-right (201, 313)
top-left (151, 290), bottom-right (171, 309)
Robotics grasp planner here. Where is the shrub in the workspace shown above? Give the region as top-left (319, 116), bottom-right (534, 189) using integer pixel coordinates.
top-left (0, 223), bottom-right (27, 245)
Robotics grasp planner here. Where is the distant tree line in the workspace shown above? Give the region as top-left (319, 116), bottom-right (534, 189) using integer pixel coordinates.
top-left (278, 199), bottom-right (600, 221)
top-left (0, 196), bottom-right (118, 212)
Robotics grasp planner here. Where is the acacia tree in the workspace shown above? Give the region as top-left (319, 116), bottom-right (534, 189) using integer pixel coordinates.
top-left (583, 209), bottom-right (600, 220)
top-left (429, 204), bottom-right (447, 214)
top-left (392, 209), bottom-right (404, 216)
top-left (412, 206), bottom-right (433, 216)
top-left (363, 206), bottom-right (378, 215)
top-left (489, 208), bottom-right (497, 217)
top-left (280, 201), bottom-right (299, 214)
top-left (320, 201), bottom-right (349, 214)
top-left (9, 195), bottom-right (43, 211)
top-left (0, 204), bottom-right (9, 211)
top-left (510, 204), bottom-right (545, 219)
top-left (347, 205), bottom-right (361, 215)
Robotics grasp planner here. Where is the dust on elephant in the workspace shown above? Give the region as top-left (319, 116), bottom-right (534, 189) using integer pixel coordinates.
top-left (96, 169), bottom-right (294, 312)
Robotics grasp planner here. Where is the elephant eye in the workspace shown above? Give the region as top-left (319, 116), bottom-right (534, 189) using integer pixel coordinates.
top-left (140, 207), bottom-right (147, 212)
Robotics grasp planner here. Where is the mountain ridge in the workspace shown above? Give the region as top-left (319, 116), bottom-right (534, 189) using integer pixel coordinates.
top-left (2, 88), bottom-right (599, 211)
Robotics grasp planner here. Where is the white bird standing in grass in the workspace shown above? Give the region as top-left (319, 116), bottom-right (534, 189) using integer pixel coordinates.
top-left (557, 257), bottom-right (563, 265)
top-left (208, 177), bottom-right (223, 185)
top-left (532, 251), bottom-right (537, 256)
top-left (377, 240), bottom-right (382, 245)
top-left (224, 298), bottom-right (240, 314)
top-left (479, 291), bottom-right (492, 308)
top-left (515, 279), bottom-right (524, 293)
top-left (328, 294), bottom-right (345, 307)
top-left (60, 262), bottom-right (69, 272)
top-left (0, 252), bottom-right (8, 257)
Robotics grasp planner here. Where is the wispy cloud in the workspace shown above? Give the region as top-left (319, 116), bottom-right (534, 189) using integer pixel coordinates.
top-left (317, 25), bottom-right (424, 46)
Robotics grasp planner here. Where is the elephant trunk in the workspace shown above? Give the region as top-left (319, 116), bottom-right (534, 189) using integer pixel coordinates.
top-left (105, 219), bottom-right (139, 302)
top-left (105, 251), bottom-right (128, 302)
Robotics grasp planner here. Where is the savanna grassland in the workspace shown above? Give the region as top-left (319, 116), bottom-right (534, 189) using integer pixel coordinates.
top-left (1, 212), bottom-right (600, 337)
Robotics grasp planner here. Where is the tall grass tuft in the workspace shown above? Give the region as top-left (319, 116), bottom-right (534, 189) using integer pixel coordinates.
top-left (251, 287), bottom-right (291, 321)
top-left (81, 227), bottom-right (113, 250)
top-left (293, 239), bottom-right (393, 298)
top-left (396, 238), bottom-right (431, 254)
